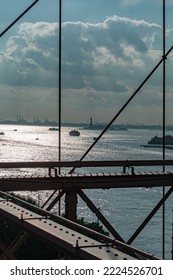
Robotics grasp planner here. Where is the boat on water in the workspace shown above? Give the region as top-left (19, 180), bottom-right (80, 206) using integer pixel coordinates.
top-left (69, 130), bottom-right (80, 136)
top-left (142, 135), bottom-right (173, 149)
top-left (114, 127), bottom-right (128, 131)
top-left (49, 127), bottom-right (59, 131)
top-left (148, 135), bottom-right (173, 145)
top-left (0, 132), bottom-right (4, 135)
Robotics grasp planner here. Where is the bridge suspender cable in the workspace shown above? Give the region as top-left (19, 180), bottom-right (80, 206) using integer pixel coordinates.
top-left (162, 0), bottom-right (166, 260)
top-left (69, 43), bottom-right (173, 174)
top-left (58, 0), bottom-right (62, 215)
top-left (58, 0), bottom-right (62, 166)
top-left (0, 0), bottom-right (40, 38)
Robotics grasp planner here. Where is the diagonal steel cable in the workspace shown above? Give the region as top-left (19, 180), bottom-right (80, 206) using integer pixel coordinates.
top-left (44, 44), bottom-right (173, 210)
top-left (69, 44), bottom-right (173, 173)
top-left (0, 0), bottom-right (39, 38)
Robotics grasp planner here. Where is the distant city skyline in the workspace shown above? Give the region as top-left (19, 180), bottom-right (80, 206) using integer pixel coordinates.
top-left (0, 1), bottom-right (173, 125)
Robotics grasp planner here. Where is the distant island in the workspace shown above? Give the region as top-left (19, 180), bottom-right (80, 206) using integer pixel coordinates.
top-left (83, 117), bottom-right (127, 130)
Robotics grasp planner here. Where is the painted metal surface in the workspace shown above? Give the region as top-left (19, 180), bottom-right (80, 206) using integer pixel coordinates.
top-left (0, 199), bottom-right (136, 260)
top-left (0, 171), bottom-right (173, 191)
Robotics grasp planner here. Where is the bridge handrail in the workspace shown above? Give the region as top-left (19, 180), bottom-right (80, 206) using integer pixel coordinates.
top-left (0, 159), bottom-right (173, 169)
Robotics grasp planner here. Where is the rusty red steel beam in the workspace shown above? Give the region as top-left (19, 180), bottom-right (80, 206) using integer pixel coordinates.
top-left (0, 172), bottom-right (173, 191)
top-left (0, 159), bottom-right (173, 169)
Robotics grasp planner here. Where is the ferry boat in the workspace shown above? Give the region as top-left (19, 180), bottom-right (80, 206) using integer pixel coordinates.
top-left (69, 130), bottom-right (80, 136)
top-left (148, 135), bottom-right (173, 145)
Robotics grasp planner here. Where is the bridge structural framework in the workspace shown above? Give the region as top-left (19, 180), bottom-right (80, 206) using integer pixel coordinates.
top-left (0, 0), bottom-right (173, 260)
top-left (0, 190), bottom-right (160, 260)
top-left (0, 160), bottom-right (172, 259)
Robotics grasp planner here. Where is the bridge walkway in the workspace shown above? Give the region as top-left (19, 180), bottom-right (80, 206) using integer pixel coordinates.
top-left (0, 171), bottom-right (173, 191)
top-left (0, 198), bottom-right (141, 260)
top-left (0, 160), bottom-right (172, 259)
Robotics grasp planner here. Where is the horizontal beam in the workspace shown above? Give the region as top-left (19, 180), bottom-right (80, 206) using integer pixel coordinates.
top-left (0, 172), bottom-right (173, 191)
top-left (0, 199), bottom-right (136, 260)
top-left (0, 196), bottom-right (159, 260)
top-left (0, 159), bottom-right (173, 169)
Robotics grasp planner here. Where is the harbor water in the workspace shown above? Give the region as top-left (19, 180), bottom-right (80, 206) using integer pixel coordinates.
top-left (0, 124), bottom-right (173, 259)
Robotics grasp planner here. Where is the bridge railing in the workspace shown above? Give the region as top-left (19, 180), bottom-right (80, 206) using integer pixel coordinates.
top-left (0, 159), bottom-right (173, 176)
top-left (1, 159), bottom-right (173, 168)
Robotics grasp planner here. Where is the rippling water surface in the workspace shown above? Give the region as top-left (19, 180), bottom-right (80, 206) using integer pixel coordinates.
top-left (0, 124), bottom-right (173, 259)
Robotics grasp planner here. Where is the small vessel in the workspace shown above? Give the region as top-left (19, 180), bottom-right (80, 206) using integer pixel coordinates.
top-left (0, 132), bottom-right (4, 135)
top-left (114, 127), bottom-right (128, 131)
top-left (69, 130), bottom-right (80, 136)
top-left (49, 127), bottom-right (59, 131)
top-left (148, 135), bottom-right (173, 145)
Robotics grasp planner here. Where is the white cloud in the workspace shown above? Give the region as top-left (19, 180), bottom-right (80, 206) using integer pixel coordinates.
top-left (0, 16), bottom-right (162, 89)
top-left (0, 15), bottom-right (172, 124)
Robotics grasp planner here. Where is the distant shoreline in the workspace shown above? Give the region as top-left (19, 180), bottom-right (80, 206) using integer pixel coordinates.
top-left (1, 120), bottom-right (173, 130)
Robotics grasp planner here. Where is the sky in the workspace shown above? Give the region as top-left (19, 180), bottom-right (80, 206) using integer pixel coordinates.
top-left (0, 0), bottom-right (173, 125)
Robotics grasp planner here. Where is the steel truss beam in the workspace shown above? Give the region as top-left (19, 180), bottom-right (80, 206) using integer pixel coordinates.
top-left (0, 199), bottom-right (137, 260)
top-left (78, 190), bottom-right (124, 242)
top-left (0, 159), bottom-right (173, 169)
top-left (1, 171), bottom-right (173, 191)
top-left (0, 240), bottom-right (16, 260)
top-left (127, 186), bottom-right (173, 245)
top-left (0, 196), bottom-right (160, 260)
top-left (0, 0), bottom-right (172, 259)
top-left (0, 232), bottom-right (29, 260)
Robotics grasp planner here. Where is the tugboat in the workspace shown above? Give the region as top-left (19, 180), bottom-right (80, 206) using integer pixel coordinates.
top-left (69, 130), bottom-right (80, 136)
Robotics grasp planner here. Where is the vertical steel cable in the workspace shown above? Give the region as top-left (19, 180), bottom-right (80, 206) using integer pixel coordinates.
top-left (41, 1), bottom-right (62, 211)
top-left (162, 0), bottom-right (166, 259)
top-left (69, 46), bottom-right (173, 173)
top-left (58, 0), bottom-right (62, 164)
top-left (58, 0), bottom-right (62, 215)
top-left (172, 209), bottom-right (173, 260)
